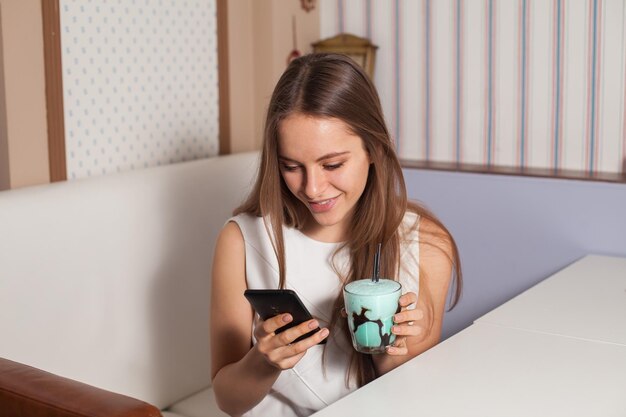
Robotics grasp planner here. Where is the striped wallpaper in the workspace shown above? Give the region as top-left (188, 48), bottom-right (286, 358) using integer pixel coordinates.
top-left (320, 0), bottom-right (626, 175)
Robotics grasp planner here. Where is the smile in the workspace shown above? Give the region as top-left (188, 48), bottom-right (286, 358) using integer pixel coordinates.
top-left (308, 196), bottom-right (339, 213)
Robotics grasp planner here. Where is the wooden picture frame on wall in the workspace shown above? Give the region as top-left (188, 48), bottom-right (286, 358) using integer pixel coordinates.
top-left (40, 0), bottom-right (232, 183)
top-left (312, 33), bottom-right (378, 80)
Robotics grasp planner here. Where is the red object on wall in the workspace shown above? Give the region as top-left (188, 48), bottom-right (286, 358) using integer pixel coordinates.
top-left (300, 0), bottom-right (315, 13)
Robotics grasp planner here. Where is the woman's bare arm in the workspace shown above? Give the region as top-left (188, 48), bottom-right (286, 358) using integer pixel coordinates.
top-left (210, 221), bottom-right (330, 416)
top-left (372, 217), bottom-right (454, 376)
top-left (210, 222), bottom-right (280, 415)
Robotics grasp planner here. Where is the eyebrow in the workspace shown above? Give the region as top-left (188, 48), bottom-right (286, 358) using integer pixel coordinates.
top-left (278, 151), bottom-right (351, 163)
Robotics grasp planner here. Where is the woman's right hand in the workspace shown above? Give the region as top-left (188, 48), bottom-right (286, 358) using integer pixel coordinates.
top-left (253, 314), bottom-right (329, 370)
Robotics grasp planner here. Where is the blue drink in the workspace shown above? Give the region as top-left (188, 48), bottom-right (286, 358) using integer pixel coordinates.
top-left (343, 279), bottom-right (402, 354)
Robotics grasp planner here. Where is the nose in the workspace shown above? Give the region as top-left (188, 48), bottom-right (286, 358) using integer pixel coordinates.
top-left (304, 167), bottom-right (327, 199)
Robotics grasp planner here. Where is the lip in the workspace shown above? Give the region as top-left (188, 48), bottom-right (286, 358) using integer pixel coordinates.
top-left (307, 196), bottom-right (339, 213)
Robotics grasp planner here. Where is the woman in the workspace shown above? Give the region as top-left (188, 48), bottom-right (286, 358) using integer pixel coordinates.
top-left (210, 53), bottom-right (462, 417)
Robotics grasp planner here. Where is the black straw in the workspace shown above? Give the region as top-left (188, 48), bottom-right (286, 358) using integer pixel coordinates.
top-left (372, 243), bottom-right (382, 282)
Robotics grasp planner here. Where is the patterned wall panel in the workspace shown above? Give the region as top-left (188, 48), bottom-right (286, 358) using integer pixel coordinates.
top-left (320, 0), bottom-right (626, 175)
top-left (60, 0), bottom-right (219, 179)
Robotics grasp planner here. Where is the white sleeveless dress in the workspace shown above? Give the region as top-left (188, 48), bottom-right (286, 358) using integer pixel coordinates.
top-left (230, 212), bottom-right (420, 417)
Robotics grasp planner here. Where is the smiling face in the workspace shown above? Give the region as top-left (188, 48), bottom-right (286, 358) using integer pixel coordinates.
top-left (278, 113), bottom-right (371, 242)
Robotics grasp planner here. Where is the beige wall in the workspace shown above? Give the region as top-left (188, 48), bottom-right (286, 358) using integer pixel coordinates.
top-left (226, 0), bottom-right (256, 153)
top-left (0, 0), bottom-right (49, 190)
top-left (0, 0), bottom-right (320, 190)
top-left (0, 4), bottom-right (9, 191)
top-left (228, 0), bottom-right (319, 152)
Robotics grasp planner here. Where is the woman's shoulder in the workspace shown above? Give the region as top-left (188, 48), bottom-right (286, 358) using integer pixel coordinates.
top-left (227, 213), bottom-right (265, 236)
top-left (226, 212), bottom-right (273, 250)
top-left (400, 208), bottom-right (453, 255)
top-left (402, 210), bottom-right (420, 228)
top-left (213, 222), bottom-right (246, 280)
top-left (401, 207), bottom-right (449, 239)
top-left (399, 210), bottom-right (420, 240)
top-left (217, 219), bottom-right (245, 251)
top-left (414, 212), bottom-right (454, 262)
top-left (228, 212), bottom-right (261, 227)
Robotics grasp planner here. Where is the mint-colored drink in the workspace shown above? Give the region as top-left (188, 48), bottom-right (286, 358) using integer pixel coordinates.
top-left (343, 279), bottom-right (402, 354)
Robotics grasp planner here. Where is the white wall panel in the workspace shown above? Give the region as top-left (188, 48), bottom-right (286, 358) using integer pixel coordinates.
top-left (343, 0), bottom-right (366, 37)
top-left (494, 0), bottom-right (518, 168)
top-left (320, 0), bottom-right (338, 38)
top-left (527, 0), bottom-right (553, 169)
top-left (60, 0), bottom-right (219, 179)
top-left (562, 0), bottom-right (588, 172)
top-left (399, 0), bottom-right (426, 160)
top-left (370, 0), bottom-right (396, 146)
top-left (461, 0), bottom-right (486, 165)
top-left (431, 0), bottom-right (454, 162)
top-left (598, 0), bottom-right (624, 173)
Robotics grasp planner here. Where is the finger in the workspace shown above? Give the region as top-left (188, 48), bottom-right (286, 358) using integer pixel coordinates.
top-left (281, 327), bottom-right (330, 357)
top-left (264, 346), bottom-right (306, 370)
top-left (393, 308), bottom-right (424, 324)
top-left (340, 307), bottom-right (347, 318)
top-left (261, 313), bottom-right (293, 335)
top-left (272, 328), bottom-right (329, 369)
top-left (399, 292), bottom-right (418, 307)
top-left (392, 323), bottom-right (423, 337)
top-left (385, 336), bottom-right (408, 356)
top-left (270, 319), bottom-right (321, 348)
top-left (267, 326), bottom-right (329, 368)
top-left (386, 345), bottom-right (409, 356)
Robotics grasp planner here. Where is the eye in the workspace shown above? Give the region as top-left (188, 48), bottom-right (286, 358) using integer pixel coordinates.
top-left (280, 163), bottom-right (300, 172)
top-left (324, 163), bottom-right (344, 171)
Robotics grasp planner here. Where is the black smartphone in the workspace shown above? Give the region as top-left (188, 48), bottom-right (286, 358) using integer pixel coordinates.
top-left (244, 289), bottom-right (327, 344)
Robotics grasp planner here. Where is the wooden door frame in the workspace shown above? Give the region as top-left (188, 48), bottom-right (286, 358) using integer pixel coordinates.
top-left (216, 0), bottom-right (230, 155)
top-left (41, 0), bottom-right (66, 182)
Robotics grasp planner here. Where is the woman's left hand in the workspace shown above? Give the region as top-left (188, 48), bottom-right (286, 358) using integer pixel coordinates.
top-left (386, 292), bottom-right (426, 356)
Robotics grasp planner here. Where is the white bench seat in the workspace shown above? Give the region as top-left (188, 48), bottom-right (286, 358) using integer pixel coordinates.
top-left (0, 152), bottom-right (259, 416)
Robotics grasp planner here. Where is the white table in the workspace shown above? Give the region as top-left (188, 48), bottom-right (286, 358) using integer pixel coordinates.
top-left (313, 323), bottom-right (626, 417)
top-left (477, 254), bottom-right (626, 345)
top-left (312, 255), bottom-right (626, 417)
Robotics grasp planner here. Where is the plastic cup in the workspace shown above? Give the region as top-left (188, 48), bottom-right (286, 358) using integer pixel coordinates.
top-left (343, 279), bottom-right (402, 354)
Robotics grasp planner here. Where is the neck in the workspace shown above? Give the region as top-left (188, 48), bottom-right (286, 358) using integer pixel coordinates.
top-left (301, 218), bottom-right (347, 243)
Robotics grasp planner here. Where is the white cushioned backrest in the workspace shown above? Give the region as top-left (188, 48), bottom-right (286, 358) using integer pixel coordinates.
top-left (0, 152), bottom-right (259, 409)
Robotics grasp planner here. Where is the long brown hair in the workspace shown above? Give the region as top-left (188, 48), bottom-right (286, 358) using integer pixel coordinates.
top-left (235, 53), bottom-right (462, 387)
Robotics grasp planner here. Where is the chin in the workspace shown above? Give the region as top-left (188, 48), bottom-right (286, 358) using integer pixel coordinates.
top-left (310, 212), bottom-right (346, 228)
